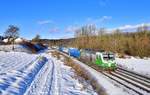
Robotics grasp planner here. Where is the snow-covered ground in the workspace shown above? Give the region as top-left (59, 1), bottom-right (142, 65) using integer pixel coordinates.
top-left (1, 46), bottom-right (149, 95)
top-left (0, 50), bottom-right (97, 95)
top-left (0, 51), bottom-right (38, 74)
top-left (116, 57), bottom-right (150, 78)
top-left (0, 45), bottom-right (32, 53)
top-left (26, 53), bottom-right (97, 95)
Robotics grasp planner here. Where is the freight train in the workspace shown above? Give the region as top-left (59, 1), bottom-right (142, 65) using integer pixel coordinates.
top-left (58, 46), bottom-right (117, 71)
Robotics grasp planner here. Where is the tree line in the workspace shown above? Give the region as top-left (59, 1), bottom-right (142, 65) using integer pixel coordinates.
top-left (72, 24), bottom-right (150, 58)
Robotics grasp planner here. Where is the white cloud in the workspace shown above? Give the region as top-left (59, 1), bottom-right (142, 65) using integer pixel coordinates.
top-left (99, 16), bottom-right (112, 23)
top-left (108, 23), bottom-right (150, 32)
top-left (37, 20), bottom-right (54, 25)
top-left (66, 25), bottom-right (79, 32)
top-left (86, 16), bottom-right (112, 24)
top-left (64, 16), bottom-right (112, 33)
top-left (99, 0), bottom-right (108, 6)
top-left (49, 27), bottom-right (59, 32)
top-left (118, 23), bottom-right (150, 30)
top-left (60, 34), bottom-right (74, 39)
top-left (118, 25), bottom-right (135, 30)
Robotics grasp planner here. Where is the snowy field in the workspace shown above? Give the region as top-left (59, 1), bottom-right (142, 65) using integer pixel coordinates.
top-left (0, 50), bottom-right (97, 95)
top-left (116, 57), bottom-right (150, 78)
top-left (0, 45), bottom-right (32, 53)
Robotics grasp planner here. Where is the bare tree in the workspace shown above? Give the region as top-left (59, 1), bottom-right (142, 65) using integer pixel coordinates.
top-left (137, 24), bottom-right (149, 34)
top-left (98, 28), bottom-right (106, 36)
top-left (74, 24), bottom-right (96, 48)
top-left (4, 25), bottom-right (19, 50)
top-left (75, 24), bottom-right (96, 37)
top-left (32, 34), bottom-right (41, 42)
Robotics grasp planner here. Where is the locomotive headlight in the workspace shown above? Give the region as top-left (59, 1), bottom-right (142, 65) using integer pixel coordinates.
top-left (108, 62), bottom-right (111, 67)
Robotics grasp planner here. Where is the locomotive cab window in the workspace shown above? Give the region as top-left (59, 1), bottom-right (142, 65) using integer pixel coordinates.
top-left (108, 54), bottom-right (115, 60)
top-left (102, 52), bottom-right (115, 61)
top-left (103, 54), bottom-right (109, 60)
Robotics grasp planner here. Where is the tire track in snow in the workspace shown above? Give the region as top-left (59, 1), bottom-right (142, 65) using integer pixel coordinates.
top-left (24, 58), bottom-right (52, 95)
top-left (48, 59), bottom-right (60, 95)
top-left (25, 56), bottom-right (61, 95)
top-left (42, 60), bottom-right (55, 95)
top-left (47, 59), bottom-right (55, 95)
top-left (53, 59), bottom-right (62, 95)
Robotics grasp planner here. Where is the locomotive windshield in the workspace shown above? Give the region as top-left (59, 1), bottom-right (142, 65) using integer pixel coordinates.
top-left (102, 52), bottom-right (115, 60)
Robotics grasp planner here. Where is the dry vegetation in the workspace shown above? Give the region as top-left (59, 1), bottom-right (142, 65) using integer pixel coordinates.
top-left (72, 25), bottom-right (150, 58)
top-left (51, 51), bottom-right (61, 59)
top-left (20, 41), bottom-right (47, 53)
top-left (64, 57), bottom-right (106, 95)
top-left (51, 51), bottom-right (107, 95)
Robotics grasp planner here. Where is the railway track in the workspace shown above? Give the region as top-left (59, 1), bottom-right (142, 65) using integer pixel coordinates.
top-left (117, 67), bottom-right (150, 84)
top-left (102, 71), bottom-right (150, 95)
top-left (59, 51), bottom-right (150, 95)
top-left (78, 61), bottom-right (150, 95)
top-left (88, 64), bottom-right (150, 94)
top-left (87, 63), bottom-right (150, 95)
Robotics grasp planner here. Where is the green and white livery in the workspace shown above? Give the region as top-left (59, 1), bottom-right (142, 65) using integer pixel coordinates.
top-left (95, 52), bottom-right (117, 71)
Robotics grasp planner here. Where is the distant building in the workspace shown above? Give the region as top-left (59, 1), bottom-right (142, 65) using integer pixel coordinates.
top-left (0, 36), bottom-right (5, 45)
top-left (0, 36), bottom-right (4, 41)
top-left (15, 38), bottom-right (24, 43)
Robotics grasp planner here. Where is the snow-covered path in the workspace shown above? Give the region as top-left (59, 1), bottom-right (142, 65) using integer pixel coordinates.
top-left (25, 57), bottom-right (54, 95)
top-left (0, 51), bottom-right (97, 95)
top-left (25, 54), bottom-right (61, 95)
top-left (25, 53), bottom-right (97, 95)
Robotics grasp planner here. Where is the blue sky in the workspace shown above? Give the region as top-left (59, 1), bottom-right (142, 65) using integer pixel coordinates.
top-left (0, 0), bottom-right (149, 39)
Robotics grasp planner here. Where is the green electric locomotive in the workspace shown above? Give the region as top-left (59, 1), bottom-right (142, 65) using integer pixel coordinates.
top-left (95, 52), bottom-right (117, 71)
top-left (80, 49), bottom-right (117, 71)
